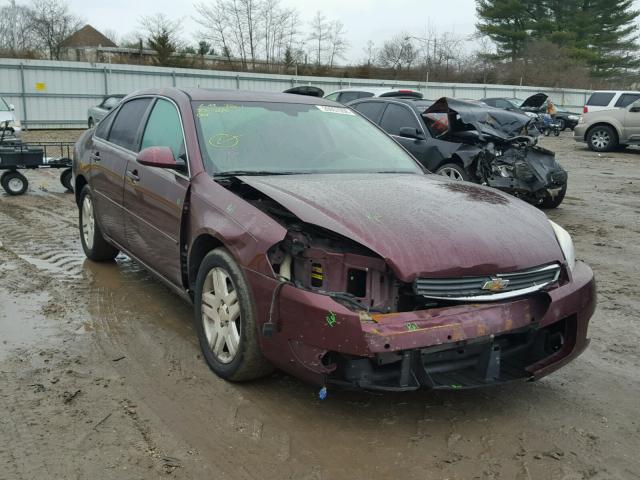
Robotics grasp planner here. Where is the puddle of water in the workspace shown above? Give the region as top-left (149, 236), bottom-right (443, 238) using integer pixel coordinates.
top-left (0, 289), bottom-right (55, 361)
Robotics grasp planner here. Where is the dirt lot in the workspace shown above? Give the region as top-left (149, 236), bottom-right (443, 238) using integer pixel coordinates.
top-left (1, 131), bottom-right (639, 480)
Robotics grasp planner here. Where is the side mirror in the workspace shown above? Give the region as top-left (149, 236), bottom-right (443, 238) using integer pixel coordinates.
top-left (137, 146), bottom-right (179, 169)
top-left (630, 102), bottom-right (640, 113)
top-left (399, 127), bottom-right (425, 140)
top-left (9, 104), bottom-right (14, 111)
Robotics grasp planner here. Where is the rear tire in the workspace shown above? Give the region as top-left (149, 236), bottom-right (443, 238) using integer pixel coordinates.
top-left (435, 163), bottom-right (470, 181)
top-left (587, 125), bottom-right (617, 152)
top-left (1, 171), bottom-right (28, 195)
top-left (60, 168), bottom-right (73, 192)
top-left (194, 248), bottom-right (273, 382)
top-left (79, 185), bottom-right (118, 261)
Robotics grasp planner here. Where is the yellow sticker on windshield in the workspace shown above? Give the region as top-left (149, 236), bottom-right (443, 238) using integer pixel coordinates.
top-left (197, 103), bottom-right (241, 118)
top-left (316, 105), bottom-right (355, 115)
top-left (209, 133), bottom-right (241, 148)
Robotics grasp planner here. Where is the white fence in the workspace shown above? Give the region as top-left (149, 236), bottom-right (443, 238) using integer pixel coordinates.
top-left (0, 58), bottom-right (591, 129)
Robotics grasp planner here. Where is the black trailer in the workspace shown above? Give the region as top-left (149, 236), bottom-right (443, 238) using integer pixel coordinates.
top-left (0, 122), bottom-right (74, 196)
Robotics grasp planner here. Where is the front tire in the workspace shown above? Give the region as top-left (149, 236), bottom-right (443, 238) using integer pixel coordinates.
top-left (540, 183), bottom-right (567, 209)
top-left (587, 125), bottom-right (617, 152)
top-left (194, 248), bottom-right (273, 382)
top-left (435, 163), bottom-right (470, 181)
top-left (557, 119), bottom-right (566, 131)
top-left (79, 185), bottom-right (118, 261)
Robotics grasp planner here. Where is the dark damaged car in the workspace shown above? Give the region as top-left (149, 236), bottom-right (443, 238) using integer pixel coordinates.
top-left (73, 88), bottom-right (596, 392)
top-left (350, 97), bottom-right (568, 208)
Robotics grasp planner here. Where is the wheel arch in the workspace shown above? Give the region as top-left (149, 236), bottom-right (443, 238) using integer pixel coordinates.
top-left (75, 174), bottom-right (88, 207)
top-left (188, 233), bottom-right (226, 293)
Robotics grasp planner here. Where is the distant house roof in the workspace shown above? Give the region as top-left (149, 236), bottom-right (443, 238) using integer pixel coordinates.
top-left (61, 25), bottom-right (117, 49)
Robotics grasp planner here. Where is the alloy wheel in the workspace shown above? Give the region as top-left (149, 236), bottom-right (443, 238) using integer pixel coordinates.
top-left (82, 195), bottom-right (95, 250)
top-left (591, 130), bottom-right (610, 150)
top-left (438, 167), bottom-right (464, 181)
top-left (201, 267), bottom-right (241, 364)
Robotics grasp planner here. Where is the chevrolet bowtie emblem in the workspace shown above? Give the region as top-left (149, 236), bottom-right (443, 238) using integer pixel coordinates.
top-left (482, 278), bottom-right (510, 292)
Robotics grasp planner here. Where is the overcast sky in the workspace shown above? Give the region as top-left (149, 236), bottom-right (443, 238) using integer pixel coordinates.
top-left (65, 0), bottom-right (479, 63)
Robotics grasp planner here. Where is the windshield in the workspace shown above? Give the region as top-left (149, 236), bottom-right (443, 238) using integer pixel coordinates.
top-left (0, 97), bottom-right (9, 111)
top-left (193, 101), bottom-right (423, 175)
top-left (508, 98), bottom-right (525, 108)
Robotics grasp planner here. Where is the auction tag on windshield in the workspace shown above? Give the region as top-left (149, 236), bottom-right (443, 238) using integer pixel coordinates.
top-left (316, 105), bottom-right (355, 115)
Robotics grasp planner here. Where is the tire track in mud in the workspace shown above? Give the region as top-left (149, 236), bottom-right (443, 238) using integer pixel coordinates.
top-left (0, 195), bottom-right (86, 284)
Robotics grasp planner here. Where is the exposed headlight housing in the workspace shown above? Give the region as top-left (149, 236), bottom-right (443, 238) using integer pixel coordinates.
top-left (549, 220), bottom-right (576, 271)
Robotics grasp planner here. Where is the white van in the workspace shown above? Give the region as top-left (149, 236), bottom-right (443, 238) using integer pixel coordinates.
top-left (583, 91), bottom-right (640, 114)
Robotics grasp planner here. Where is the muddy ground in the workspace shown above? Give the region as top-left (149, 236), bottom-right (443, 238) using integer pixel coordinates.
top-left (1, 130), bottom-right (639, 480)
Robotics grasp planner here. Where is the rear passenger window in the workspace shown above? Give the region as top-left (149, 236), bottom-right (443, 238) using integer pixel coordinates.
top-left (379, 104), bottom-right (420, 136)
top-left (141, 99), bottom-right (184, 160)
top-left (587, 92), bottom-right (615, 107)
top-left (614, 94), bottom-right (640, 108)
top-left (108, 98), bottom-right (152, 151)
top-left (94, 110), bottom-right (115, 139)
top-left (338, 91), bottom-right (365, 104)
top-left (352, 102), bottom-right (386, 122)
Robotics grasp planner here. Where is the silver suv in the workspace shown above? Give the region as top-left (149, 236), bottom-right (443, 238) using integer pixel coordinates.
top-left (574, 99), bottom-right (640, 151)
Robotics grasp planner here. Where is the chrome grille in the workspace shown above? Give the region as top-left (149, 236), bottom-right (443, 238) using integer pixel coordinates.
top-left (414, 264), bottom-right (561, 301)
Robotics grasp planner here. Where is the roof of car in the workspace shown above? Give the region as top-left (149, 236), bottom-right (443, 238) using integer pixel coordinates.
top-left (349, 96), bottom-right (435, 111)
top-left (124, 87), bottom-right (340, 106)
top-left (180, 87), bottom-right (339, 105)
top-left (327, 87), bottom-right (420, 95)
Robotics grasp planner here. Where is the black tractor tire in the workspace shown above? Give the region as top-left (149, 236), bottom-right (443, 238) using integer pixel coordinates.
top-left (435, 163), bottom-right (470, 182)
top-left (194, 248), bottom-right (274, 382)
top-left (540, 183), bottom-right (567, 209)
top-left (1, 171), bottom-right (28, 195)
top-left (78, 185), bottom-right (119, 261)
top-left (587, 125), bottom-right (617, 152)
top-left (60, 168), bottom-right (73, 192)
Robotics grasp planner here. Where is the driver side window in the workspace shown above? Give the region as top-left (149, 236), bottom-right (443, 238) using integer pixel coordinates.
top-left (379, 104), bottom-right (420, 136)
top-left (141, 99), bottom-right (186, 166)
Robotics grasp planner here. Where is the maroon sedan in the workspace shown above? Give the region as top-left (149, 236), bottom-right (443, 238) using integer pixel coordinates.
top-left (72, 88), bottom-right (596, 391)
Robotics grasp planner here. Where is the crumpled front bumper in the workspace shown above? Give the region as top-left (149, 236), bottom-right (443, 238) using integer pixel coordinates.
top-left (247, 261), bottom-right (596, 391)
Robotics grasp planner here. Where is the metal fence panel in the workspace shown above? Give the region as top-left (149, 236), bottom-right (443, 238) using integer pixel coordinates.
top-left (0, 57), bottom-right (592, 129)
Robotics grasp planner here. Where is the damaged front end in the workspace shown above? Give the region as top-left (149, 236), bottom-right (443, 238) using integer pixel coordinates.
top-left (218, 176), bottom-right (594, 392)
top-left (424, 98), bottom-right (568, 207)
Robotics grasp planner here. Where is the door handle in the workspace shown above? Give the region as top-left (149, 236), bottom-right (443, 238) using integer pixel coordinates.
top-left (91, 151), bottom-right (101, 161)
top-left (126, 170), bottom-right (140, 183)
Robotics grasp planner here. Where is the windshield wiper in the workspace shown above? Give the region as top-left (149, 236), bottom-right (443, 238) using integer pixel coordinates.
top-left (214, 170), bottom-right (301, 178)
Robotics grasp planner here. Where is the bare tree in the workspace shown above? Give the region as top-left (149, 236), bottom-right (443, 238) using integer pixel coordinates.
top-left (362, 40), bottom-right (377, 66)
top-left (308, 11), bottom-right (329, 66)
top-left (194, 1), bottom-right (234, 64)
top-left (139, 14), bottom-right (183, 66)
top-left (378, 34), bottom-right (416, 72)
top-left (27, 0), bottom-right (82, 60)
top-left (261, 0), bottom-right (297, 67)
top-left (327, 20), bottom-right (349, 68)
top-left (0, 0), bottom-right (39, 56)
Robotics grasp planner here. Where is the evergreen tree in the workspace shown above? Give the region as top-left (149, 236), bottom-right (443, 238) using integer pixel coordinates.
top-left (475, 0), bottom-right (539, 62)
top-left (476, 0), bottom-right (640, 77)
